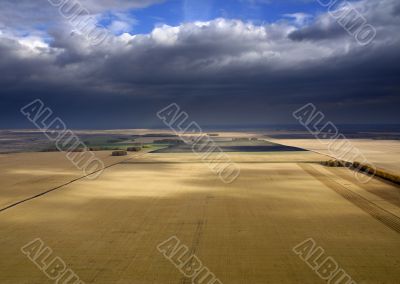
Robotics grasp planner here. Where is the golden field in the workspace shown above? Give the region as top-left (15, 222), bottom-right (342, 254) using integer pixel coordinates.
top-left (0, 150), bottom-right (399, 283)
top-left (270, 139), bottom-right (400, 175)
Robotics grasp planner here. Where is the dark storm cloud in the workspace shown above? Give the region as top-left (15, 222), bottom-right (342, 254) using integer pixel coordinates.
top-left (288, 24), bottom-right (346, 41)
top-left (289, 0), bottom-right (400, 42)
top-left (0, 0), bottom-right (399, 128)
top-left (393, 3), bottom-right (400, 16)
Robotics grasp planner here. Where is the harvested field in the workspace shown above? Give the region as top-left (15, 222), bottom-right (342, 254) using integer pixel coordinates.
top-left (0, 151), bottom-right (146, 209)
top-left (0, 150), bottom-right (399, 283)
top-left (271, 139), bottom-right (400, 175)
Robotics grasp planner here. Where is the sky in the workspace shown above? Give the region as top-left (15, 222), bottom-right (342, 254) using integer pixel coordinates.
top-left (0, 0), bottom-right (399, 129)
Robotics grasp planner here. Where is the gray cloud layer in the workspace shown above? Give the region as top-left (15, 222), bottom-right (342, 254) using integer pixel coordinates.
top-left (0, 0), bottom-right (399, 128)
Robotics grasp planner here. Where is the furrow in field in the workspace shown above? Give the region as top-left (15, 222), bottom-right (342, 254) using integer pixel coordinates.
top-left (299, 163), bottom-right (400, 234)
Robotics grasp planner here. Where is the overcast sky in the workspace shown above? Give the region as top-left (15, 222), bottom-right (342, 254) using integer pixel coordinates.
top-left (1, 0), bottom-right (399, 129)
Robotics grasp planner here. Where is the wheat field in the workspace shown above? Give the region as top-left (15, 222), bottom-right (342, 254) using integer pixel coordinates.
top-left (0, 151), bottom-right (399, 283)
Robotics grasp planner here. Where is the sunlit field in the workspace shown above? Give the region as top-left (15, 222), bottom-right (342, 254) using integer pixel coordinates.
top-left (0, 143), bottom-right (399, 283)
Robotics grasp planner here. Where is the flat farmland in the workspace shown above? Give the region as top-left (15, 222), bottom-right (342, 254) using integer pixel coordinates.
top-left (271, 139), bottom-right (400, 175)
top-left (0, 151), bottom-right (399, 283)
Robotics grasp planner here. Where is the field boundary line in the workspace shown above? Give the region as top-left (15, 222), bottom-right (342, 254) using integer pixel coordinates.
top-left (0, 152), bottom-right (148, 213)
top-left (299, 163), bottom-right (400, 234)
top-left (324, 167), bottom-right (400, 209)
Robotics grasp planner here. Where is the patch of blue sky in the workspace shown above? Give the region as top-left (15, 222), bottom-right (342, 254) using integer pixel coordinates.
top-left (100, 0), bottom-right (325, 35)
